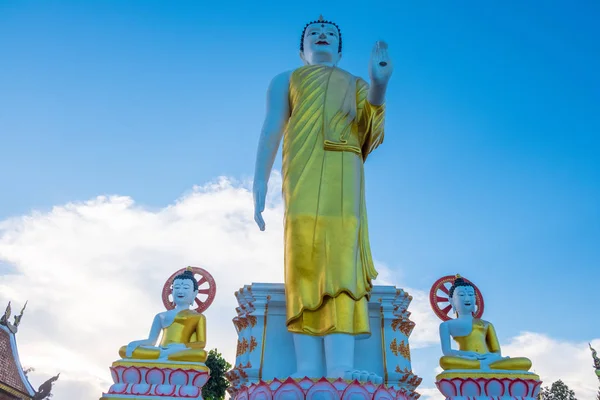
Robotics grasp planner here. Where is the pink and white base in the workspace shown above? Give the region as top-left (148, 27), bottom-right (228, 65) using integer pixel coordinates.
top-left (230, 377), bottom-right (417, 400)
top-left (435, 377), bottom-right (542, 400)
top-left (100, 364), bottom-right (210, 399)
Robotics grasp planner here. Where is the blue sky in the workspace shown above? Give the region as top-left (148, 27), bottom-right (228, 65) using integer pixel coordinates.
top-left (1, 0), bottom-right (599, 388)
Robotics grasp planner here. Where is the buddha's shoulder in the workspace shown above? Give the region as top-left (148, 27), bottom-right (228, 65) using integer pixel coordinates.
top-left (270, 70), bottom-right (293, 85)
top-left (473, 318), bottom-right (492, 327)
top-left (440, 319), bottom-right (455, 328)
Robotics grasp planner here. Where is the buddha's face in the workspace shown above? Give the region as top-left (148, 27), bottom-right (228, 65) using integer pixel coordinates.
top-left (451, 285), bottom-right (476, 316)
top-left (301, 22), bottom-right (341, 65)
top-left (172, 278), bottom-right (197, 308)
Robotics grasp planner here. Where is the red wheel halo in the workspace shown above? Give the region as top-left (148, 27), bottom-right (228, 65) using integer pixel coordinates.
top-left (429, 275), bottom-right (484, 321)
top-left (162, 267), bottom-right (216, 313)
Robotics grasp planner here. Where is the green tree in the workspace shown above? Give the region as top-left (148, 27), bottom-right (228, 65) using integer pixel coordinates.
top-left (202, 349), bottom-right (232, 400)
top-left (538, 380), bottom-right (577, 400)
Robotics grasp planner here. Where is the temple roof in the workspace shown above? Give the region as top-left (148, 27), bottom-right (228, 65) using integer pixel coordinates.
top-left (0, 302), bottom-right (36, 399)
top-left (0, 324), bottom-right (36, 399)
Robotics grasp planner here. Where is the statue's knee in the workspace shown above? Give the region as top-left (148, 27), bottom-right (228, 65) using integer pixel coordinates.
top-left (514, 357), bottom-right (532, 370)
top-left (489, 357), bottom-right (532, 371)
top-left (168, 349), bottom-right (207, 363)
top-left (440, 356), bottom-right (479, 370)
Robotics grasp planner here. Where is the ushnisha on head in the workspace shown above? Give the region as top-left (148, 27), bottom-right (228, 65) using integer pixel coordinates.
top-left (172, 267), bottom-right (199, 308)
top-left (299, 15), bottom-right (342, 66)
top-left (448, 274), bottom-right (476, 317)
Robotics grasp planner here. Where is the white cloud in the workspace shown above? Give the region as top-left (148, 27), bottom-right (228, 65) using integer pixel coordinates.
top-left (0, 175), bottom-right (597, 399)
top-left (0, 175), bottom-right (286, 398)
top-left (417, 387), bottom-right (445, 400)
top-left (503, 334), bottom-right (600, 399)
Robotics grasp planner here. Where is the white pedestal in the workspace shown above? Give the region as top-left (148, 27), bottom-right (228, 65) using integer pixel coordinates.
top-left (226, 283), bottom-right (421, 399)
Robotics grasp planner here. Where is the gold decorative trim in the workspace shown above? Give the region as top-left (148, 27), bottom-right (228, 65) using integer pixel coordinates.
top-left (112, 360), bottom-right (209, 372)
top-left (436, 371), bottom-right (540, 381)
top-left (238, 338), bottom-right (249, 355)
top-left (410, 374), bottom-right (422, 387)
top-left (250, 336), bottom-right (258, 352)
top-left (236, 361), bottom-right (253, 369)
top-left (379, 306), bottom-right (388, 383)
top-left (390, 338), bottom-right (410, 360)
top-left (259, 297), bottom-right (270, 380)
top-left (390, 338), bottom-right (398, 356)
top-left (391, 318), bottom-right (415, 336)
top-left (393, 368), bottom-right (422, 388)
top-left (248, 315), bottom-right (257, 327)
top-left (395, 365), bottom-right (410, 374)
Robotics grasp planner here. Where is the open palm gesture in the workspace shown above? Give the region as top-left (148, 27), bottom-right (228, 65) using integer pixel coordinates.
top-left (369, 41), bottom-right (393, 86)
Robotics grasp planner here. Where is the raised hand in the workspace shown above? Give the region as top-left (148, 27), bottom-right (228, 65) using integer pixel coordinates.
top-left (369, 41), bottom-right (393, 86)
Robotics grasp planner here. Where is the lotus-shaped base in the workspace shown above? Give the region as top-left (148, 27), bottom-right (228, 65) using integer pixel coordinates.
top-left (230, 377), bottom-right (418, 400)
top-left (100, 359), bottom-right (210, 399)
top-left (435, 370), bottom-right (542, 400)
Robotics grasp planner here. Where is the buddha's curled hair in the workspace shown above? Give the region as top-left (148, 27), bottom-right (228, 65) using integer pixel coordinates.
top-left (448, 276), bottom-right (474, 298)
top-left (174, 268), bottom-right (199, 291)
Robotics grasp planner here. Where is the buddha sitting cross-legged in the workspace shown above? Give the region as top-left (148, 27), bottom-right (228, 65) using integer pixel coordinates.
top-left (119, 268), bottom-right (207, 363)
top-left (438, 275), bottom-right (531, 372)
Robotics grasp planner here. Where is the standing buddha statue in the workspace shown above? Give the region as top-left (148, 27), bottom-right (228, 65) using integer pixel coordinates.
top-left (252, 15), bottom-right (393, 382)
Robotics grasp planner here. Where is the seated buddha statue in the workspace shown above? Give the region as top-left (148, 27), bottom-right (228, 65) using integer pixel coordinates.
top-left (438, 275), bottom-right (531, 371)
top-left (119, 267), bottom-right (207, 363)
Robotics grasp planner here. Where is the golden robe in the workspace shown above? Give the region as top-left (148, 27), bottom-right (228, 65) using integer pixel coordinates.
top-left (283, 64), bottom-right (385, 336)
top-left (440, 319), bottom-right (531, 371)
top-left (119, 310), bottom-right (207, 362)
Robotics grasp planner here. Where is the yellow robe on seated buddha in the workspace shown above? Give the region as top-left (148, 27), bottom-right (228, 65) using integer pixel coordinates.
top-left (283, 64), bottom-right (385, 337)
top-left (440, 318), bottom-right (531, 371)
top-left (119, 310), bottom-right (207, 362)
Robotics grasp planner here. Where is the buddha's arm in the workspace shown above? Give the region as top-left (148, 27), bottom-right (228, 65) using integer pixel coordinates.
top-left (357, 79), bottom-right (385, 159)
top-left (186, 315), bottom-right (207, 349)
top-left (439, 323), bottom-right (456, 357)
top-left (367, 81), bottom-right (387, 106)
top-left (439, 323), bottom-right (479, 359)
top-left (253, 71), bottom-right (291, 185)
top-left (127, 314), bottom-right (161, 346)
top-left (485, 322), bottom-right (502, 355)
top-left (125, 314), bottom-right (162, 357)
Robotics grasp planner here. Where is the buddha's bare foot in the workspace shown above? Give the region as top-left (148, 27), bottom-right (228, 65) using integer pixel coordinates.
top-left (328, 368), bottom-right (383, 384)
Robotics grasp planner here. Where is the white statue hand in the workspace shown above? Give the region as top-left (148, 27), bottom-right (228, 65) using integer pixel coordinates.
top-left (126, 340), bottom-right (142, 358)
top-left (457, 350), bottom-right (481, 360)
top-left (253, 180), bottom-right (267, 231)
top-left (478, 352), bottom-right (506, 361)
top-left (369, 41), bottom-right (393, 87)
